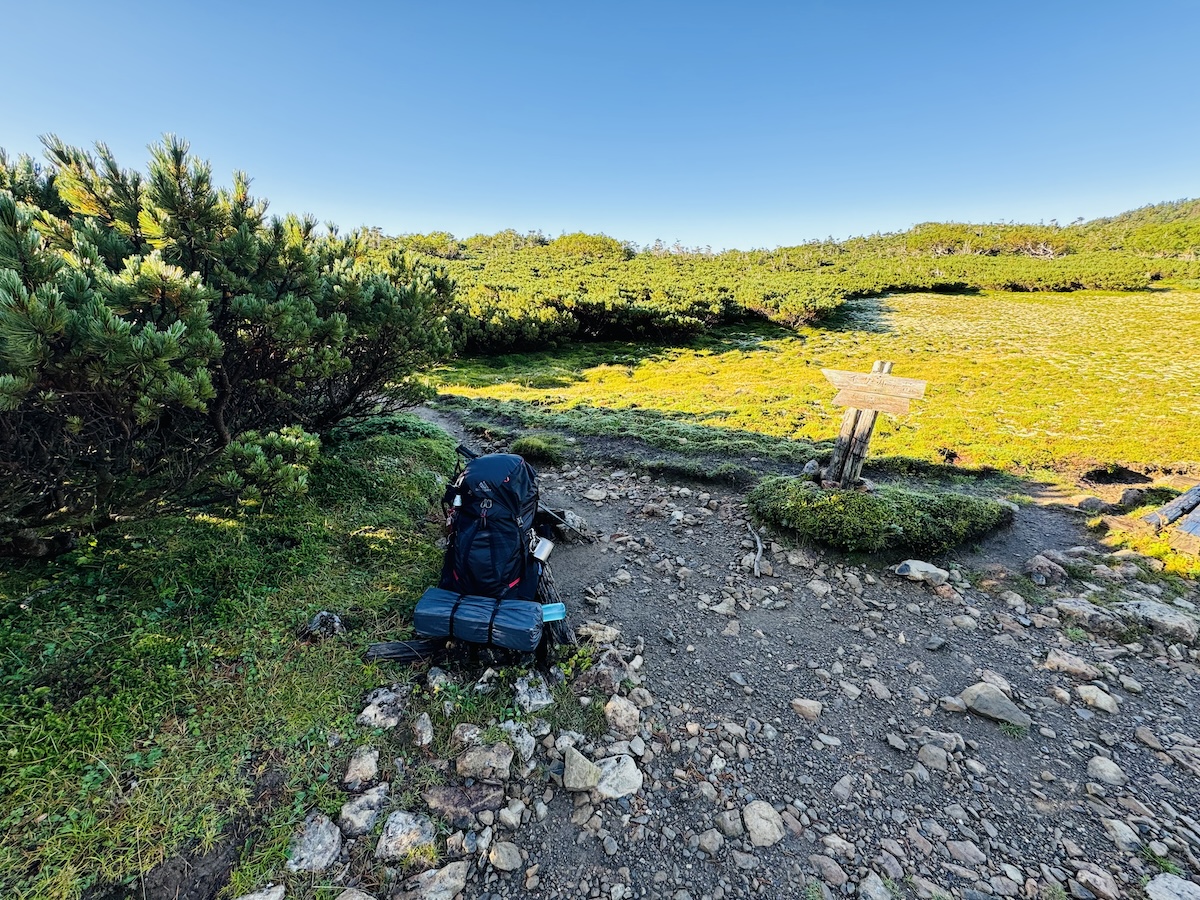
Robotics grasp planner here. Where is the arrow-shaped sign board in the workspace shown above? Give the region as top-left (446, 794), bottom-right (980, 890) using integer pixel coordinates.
top-left (821, 368), bottom-right (927, 415)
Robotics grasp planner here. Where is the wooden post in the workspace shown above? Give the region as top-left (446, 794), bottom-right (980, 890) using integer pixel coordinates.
top-left (840, 361), bottom-right (892, 487)
top-left (825, 407), bottom-right (862, 484)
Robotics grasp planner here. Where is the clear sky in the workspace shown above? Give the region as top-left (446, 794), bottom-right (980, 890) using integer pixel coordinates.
top-left (2, 1), bottom-right (1197, 250)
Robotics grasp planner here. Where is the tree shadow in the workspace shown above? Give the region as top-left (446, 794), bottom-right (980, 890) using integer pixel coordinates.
top-left (812, 296), bottom-right (897, 333)
top-left (439, 321), bottom-right (793, 389)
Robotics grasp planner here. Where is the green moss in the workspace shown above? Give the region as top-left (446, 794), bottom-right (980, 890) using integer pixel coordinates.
top-left (509, 434), bottom-right (568, 464)
top-left (748, 477), bottom-right (1013, 555)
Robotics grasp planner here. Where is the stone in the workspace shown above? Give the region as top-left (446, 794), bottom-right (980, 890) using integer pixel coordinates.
top-left (499, 720), bottom-right (535, 763)
top-left (859, 872), bottom-right (893, 900)
top-left (947, 840), bottom-right (986, 866)
top-left (1076, 684), bottom-right (1119, 714)
top-left (698, 828), bottom-right (725, 856)
top-left (335, 891), bottom-right (375, 900)
top-left (412, 712), bottom-right (433, 747)
top-left (578, 621), bottom-right (621, 644)
top-left (1075, 867), bottom-right (1120, 900)
top-left (1045, 648), bottom-right (1101, 680)
top-left (1146, 873), bottom-right (1200, 900)
top-left (356, 685), bottom-right (408, 729)
top-left (595, 754), bottom-right (642, 799)
top-left (300, 610), bottom-right (344, 640)
top-left (422, 783), bottom-right (504, 829)
top-left (1102, 818), bottom-right (1141, 851)
top-left (374, 811), bottom-right (436, 861)
top-left (960, 682), bottom-right (1032, 729)
top-left (343, 746), bottom-right (379, 791)
top-left (391, 861), bottom-right (469, 900)
top-left (339, 783), bottom-right (389, 837)
top-left (564, 746), bottom-right (602, 790)
top-left (1055, 598), bottom-right (1118, 633)
top-left (742, 800), bottom-right (785, 847)
top-left (234, 888), bottom-right (285, 900)
top-left (515, 672), bottom-right (554, 713)
top-left (489, 841), bottom-right (522, 871)
top-left (1118, 600), bottom-right (1198, 645)
top-left (456, 742), bottom-right (514, 781)
top-left (831, 774), bottom-right (854, 801)
top-left (809, 854), bottom-right (849, 886)
top-left (730, 849), bottom-right (759, 869)
top-left (584, 488), bottom-right (607, 501)
top-left (496, 801), bottom-right (525, 830)
top-left (893, 560), bottom-right (949, 586)
top-left (286, 813), bottom-right (341, 872)
top-left (715, 809), bottom-right (744, 838)
top-left (791, 698), bottom-right (823, 721)
top-left (1024, 554), bottom-right (1067, 586)
top-left (605, 694), bottom-right (640, 737)
top-left (1087, 756), bottom-right (1128, 786)
top-left (917, 744), bottom-right (949, 771)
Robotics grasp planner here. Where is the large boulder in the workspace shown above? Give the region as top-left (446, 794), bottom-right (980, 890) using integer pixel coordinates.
top-left (1118, 600), bottom-right (1198, 645)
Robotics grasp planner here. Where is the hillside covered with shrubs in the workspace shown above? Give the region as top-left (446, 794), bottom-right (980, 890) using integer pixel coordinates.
top-left (387, 201), bottom-right (1200, 353)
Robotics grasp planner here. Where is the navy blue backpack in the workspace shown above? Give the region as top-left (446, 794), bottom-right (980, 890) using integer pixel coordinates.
top-left (439, 453), bottom-right (541, 602)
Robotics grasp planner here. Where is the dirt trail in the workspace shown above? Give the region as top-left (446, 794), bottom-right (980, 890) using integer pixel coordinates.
top-left (412, 405), bottom-right (1200, 900)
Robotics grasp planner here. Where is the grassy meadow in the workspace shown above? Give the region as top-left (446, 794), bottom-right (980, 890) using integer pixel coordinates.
top-left (434, 287), bottom-right (1200, 477)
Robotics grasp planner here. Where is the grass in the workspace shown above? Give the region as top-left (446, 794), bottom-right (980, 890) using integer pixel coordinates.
top-left (1000, 723), bottom-right (1030, 739)
top-left (432, 288), bottom-right (1200, 476)
top-left (0, 415), bottom-right (457, 900)
top-left (748, 477), bottom-right (1014, 555)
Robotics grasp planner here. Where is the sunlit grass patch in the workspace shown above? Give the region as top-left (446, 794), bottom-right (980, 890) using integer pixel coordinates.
top-left (433, 288), bottom-right (1200, 476)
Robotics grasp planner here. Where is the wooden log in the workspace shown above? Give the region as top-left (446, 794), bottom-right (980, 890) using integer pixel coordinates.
top-left (1142, 484), bottom-right (1200, 530)
top-left (840, 361), bottom-right (893, 487)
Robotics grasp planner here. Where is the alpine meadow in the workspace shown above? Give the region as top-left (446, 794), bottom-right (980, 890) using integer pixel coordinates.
top-left (2, 133), bottom-right (1200, 900)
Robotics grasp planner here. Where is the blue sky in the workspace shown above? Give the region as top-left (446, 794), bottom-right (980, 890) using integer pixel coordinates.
top-left (3, 1), bottom-right (1197, 249)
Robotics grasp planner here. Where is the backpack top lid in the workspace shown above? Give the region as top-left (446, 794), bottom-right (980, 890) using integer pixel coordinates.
top-left (459, 453), bottom-right (538, 521)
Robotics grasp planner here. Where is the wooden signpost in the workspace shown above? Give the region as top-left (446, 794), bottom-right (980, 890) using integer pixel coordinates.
top-left (822, 361), bottom-right (927, 488)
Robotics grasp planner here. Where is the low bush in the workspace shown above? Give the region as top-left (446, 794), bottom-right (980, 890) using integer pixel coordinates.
top-left (748, 477), bottom-right (1013, 555)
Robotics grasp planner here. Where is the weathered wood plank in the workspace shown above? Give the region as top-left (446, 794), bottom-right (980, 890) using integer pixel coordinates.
top-left (1142, 484), bottom-right (1200, 530)
top-left (821, 368), bottom-right (927, 399)
top-left (1178, 507), bottom-right (1200, 537)
top-left (840, 361), bottom-right (893, 487)
top-left (831, 388), bottom-right (912, 415)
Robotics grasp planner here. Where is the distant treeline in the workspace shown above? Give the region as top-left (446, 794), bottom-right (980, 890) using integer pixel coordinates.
top-left (383, 201), bottom-right (1200, 353)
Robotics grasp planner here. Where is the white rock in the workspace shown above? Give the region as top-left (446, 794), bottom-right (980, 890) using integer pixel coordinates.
top-left (893, 560), bottom-right (949, 586)
top-left (564, 746), bottom-right (602, 791)
top-left (286, 813), bottom-right (341, 872)
top-left (412, 712), bottom-right (433, 747)
top-left (1044, 648), bottom-right (1101, 680)
top-left (234, 887), bottom-right (285, 900)
top-left (1087, 756), bottom-right (1128, 786)
top-left (1076, 684), bottom-right (1119, 714)
top-left (1118, 600), bottom-right (1198, 645)
top-left (791, 698), bottom-right (823, 721)
top-left (339, 783), bottom-right (389, 837)
top-left (391, 861), bottom-right (469, 900)
top-left (1146, 873), bottom-right (1200, 900)
top-left (594, 754), bottom-right (643, 799)
top-left (515, 672), bottom-right (554, 713)
top-left (343, 746), bottom-right (379, 791)
top-left (742, 800), bottom-right (785, 847)
top-left (584, 488), bottom-right (607, 501)
top-left (374, 811), bottom-right (436, 861)
top-left (489, 840), bottom-right (522, 871)
top-left (604, 694), bottom-right (640, 738)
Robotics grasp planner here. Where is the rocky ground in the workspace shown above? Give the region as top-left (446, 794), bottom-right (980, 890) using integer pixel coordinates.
top-left (244, 414), bottom-right (1200, 900)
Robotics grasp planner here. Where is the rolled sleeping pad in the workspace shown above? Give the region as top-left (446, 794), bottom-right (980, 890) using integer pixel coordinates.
top-left (414, 587), bottom-right (544, 653)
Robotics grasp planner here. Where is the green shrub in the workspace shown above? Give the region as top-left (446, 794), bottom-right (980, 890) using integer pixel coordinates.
top-left (510, 433), bottom-right (567, 464)
top-left (0, 137), bottom-right (453, 555)
top-left (748, 477), bottom-right (1013, 555)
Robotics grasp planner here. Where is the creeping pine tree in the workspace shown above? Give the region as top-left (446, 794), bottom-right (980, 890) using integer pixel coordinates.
top-left (0, 136), bottom-right (453, 556)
